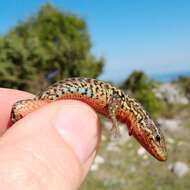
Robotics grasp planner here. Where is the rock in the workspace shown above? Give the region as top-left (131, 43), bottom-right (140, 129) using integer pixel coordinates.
top-left (128, 165), bottom-right (136, 173)
top-left (137, 147), bottom-right (146, 156)
top-left (90, 155), bottom-right (105, 172)
top-left (106, 141), bottom-right (120, 152)
top-left (154, 83), bottom-right (189, 104)
top-left (142, 154), bottom-right (148, 160)
top-left (106, 124), bottom-right (130, 152)
top-left (94, 155), bottom-right (105, 164)
top-left (90, 163), bottom-right (99, 171)
top-left (103, 120), bottom-right (112, 130)
top-left (114, 124), bottom-right (130, 145)
top-left (169, 161), bottom-right (189, 177)
top-left (157, 118), bottom-right (180, 131)
top-left (166, 137), bottom-right (175, 144)
top-left (104, 121), bottom-right (130, 151)
top-left (103, 121), bottom-right (130, 141)
top-left (101, 134), bottom-right (107, 141)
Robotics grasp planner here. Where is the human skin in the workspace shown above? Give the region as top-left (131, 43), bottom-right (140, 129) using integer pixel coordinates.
top-left (0, 88), bottom-right (101, 190)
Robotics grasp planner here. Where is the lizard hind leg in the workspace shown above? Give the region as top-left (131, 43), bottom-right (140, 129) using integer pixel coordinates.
top-left (108, 94), bottom-right (122, 138)
top-left (11, 99), bottom-right (50, 124)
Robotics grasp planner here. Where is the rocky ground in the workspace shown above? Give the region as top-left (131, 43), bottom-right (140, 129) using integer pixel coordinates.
top-left (81, 83), bottom-right (190, 190)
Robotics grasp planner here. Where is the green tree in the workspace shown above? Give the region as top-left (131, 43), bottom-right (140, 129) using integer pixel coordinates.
top-left (0, 4), bottom-right (104, 92)
top-left (121, 70), bottom-right (155, 93)
top-left (121, 70), bottom-right (163, 117)
top-left (176, 76), bottom-right (190, 101)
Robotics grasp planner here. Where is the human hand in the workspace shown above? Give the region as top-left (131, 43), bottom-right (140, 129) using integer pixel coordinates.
top-left (0, 88), bottom-right (101, 190)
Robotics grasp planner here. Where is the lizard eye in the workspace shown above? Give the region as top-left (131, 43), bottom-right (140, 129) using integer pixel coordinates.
top-left (155, 134), bottom-right (161, 142)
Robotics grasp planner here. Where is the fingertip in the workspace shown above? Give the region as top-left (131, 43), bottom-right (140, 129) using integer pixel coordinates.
top-left (53, 100), bottom-right (101, 164)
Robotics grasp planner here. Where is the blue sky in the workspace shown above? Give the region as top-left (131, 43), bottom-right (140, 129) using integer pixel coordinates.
top-left (0, 0), bottom-right (190, 82)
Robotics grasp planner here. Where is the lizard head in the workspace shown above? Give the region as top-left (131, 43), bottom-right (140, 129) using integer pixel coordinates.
top-left (131, 116), bottom-right (167, 161)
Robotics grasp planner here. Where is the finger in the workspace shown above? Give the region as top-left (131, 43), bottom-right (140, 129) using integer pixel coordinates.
top-left (0, 88), bottom-right (33, 134)
top-left (0, 100), bottom-right (101, 190)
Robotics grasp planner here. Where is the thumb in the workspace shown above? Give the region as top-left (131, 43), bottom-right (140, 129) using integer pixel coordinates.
top-left (0, 100), bottom-right (101, 190)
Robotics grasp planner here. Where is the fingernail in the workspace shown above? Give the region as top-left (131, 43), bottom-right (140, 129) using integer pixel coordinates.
top-left (53, 101), bottom-right (100, 164)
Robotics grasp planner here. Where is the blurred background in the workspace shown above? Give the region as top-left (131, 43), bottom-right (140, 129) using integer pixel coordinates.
top-left (0, 1), bottom-right (190, 189)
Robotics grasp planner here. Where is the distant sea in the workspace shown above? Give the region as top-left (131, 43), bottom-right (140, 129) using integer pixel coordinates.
top-left (150, 71), bottom-right (190, 82)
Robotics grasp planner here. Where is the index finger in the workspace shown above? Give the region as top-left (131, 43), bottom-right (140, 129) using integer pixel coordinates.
top-left (0, 88), bottom-right (34, 134)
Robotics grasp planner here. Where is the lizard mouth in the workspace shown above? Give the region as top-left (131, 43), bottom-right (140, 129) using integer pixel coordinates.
top-left (130, 124), bottom-right (167, 161)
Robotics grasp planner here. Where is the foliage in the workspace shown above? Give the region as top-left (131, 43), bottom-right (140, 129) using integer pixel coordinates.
top-left (121, 70), bottom-right (164, 117)
top-left (135, 89), bottom-right (164, 117)
top-left (175, 76), bottom-right (190, 101)
top-left (122, 70), bottom-right (156, 92)
top-left (0, 4), bottom-right (104, 92)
